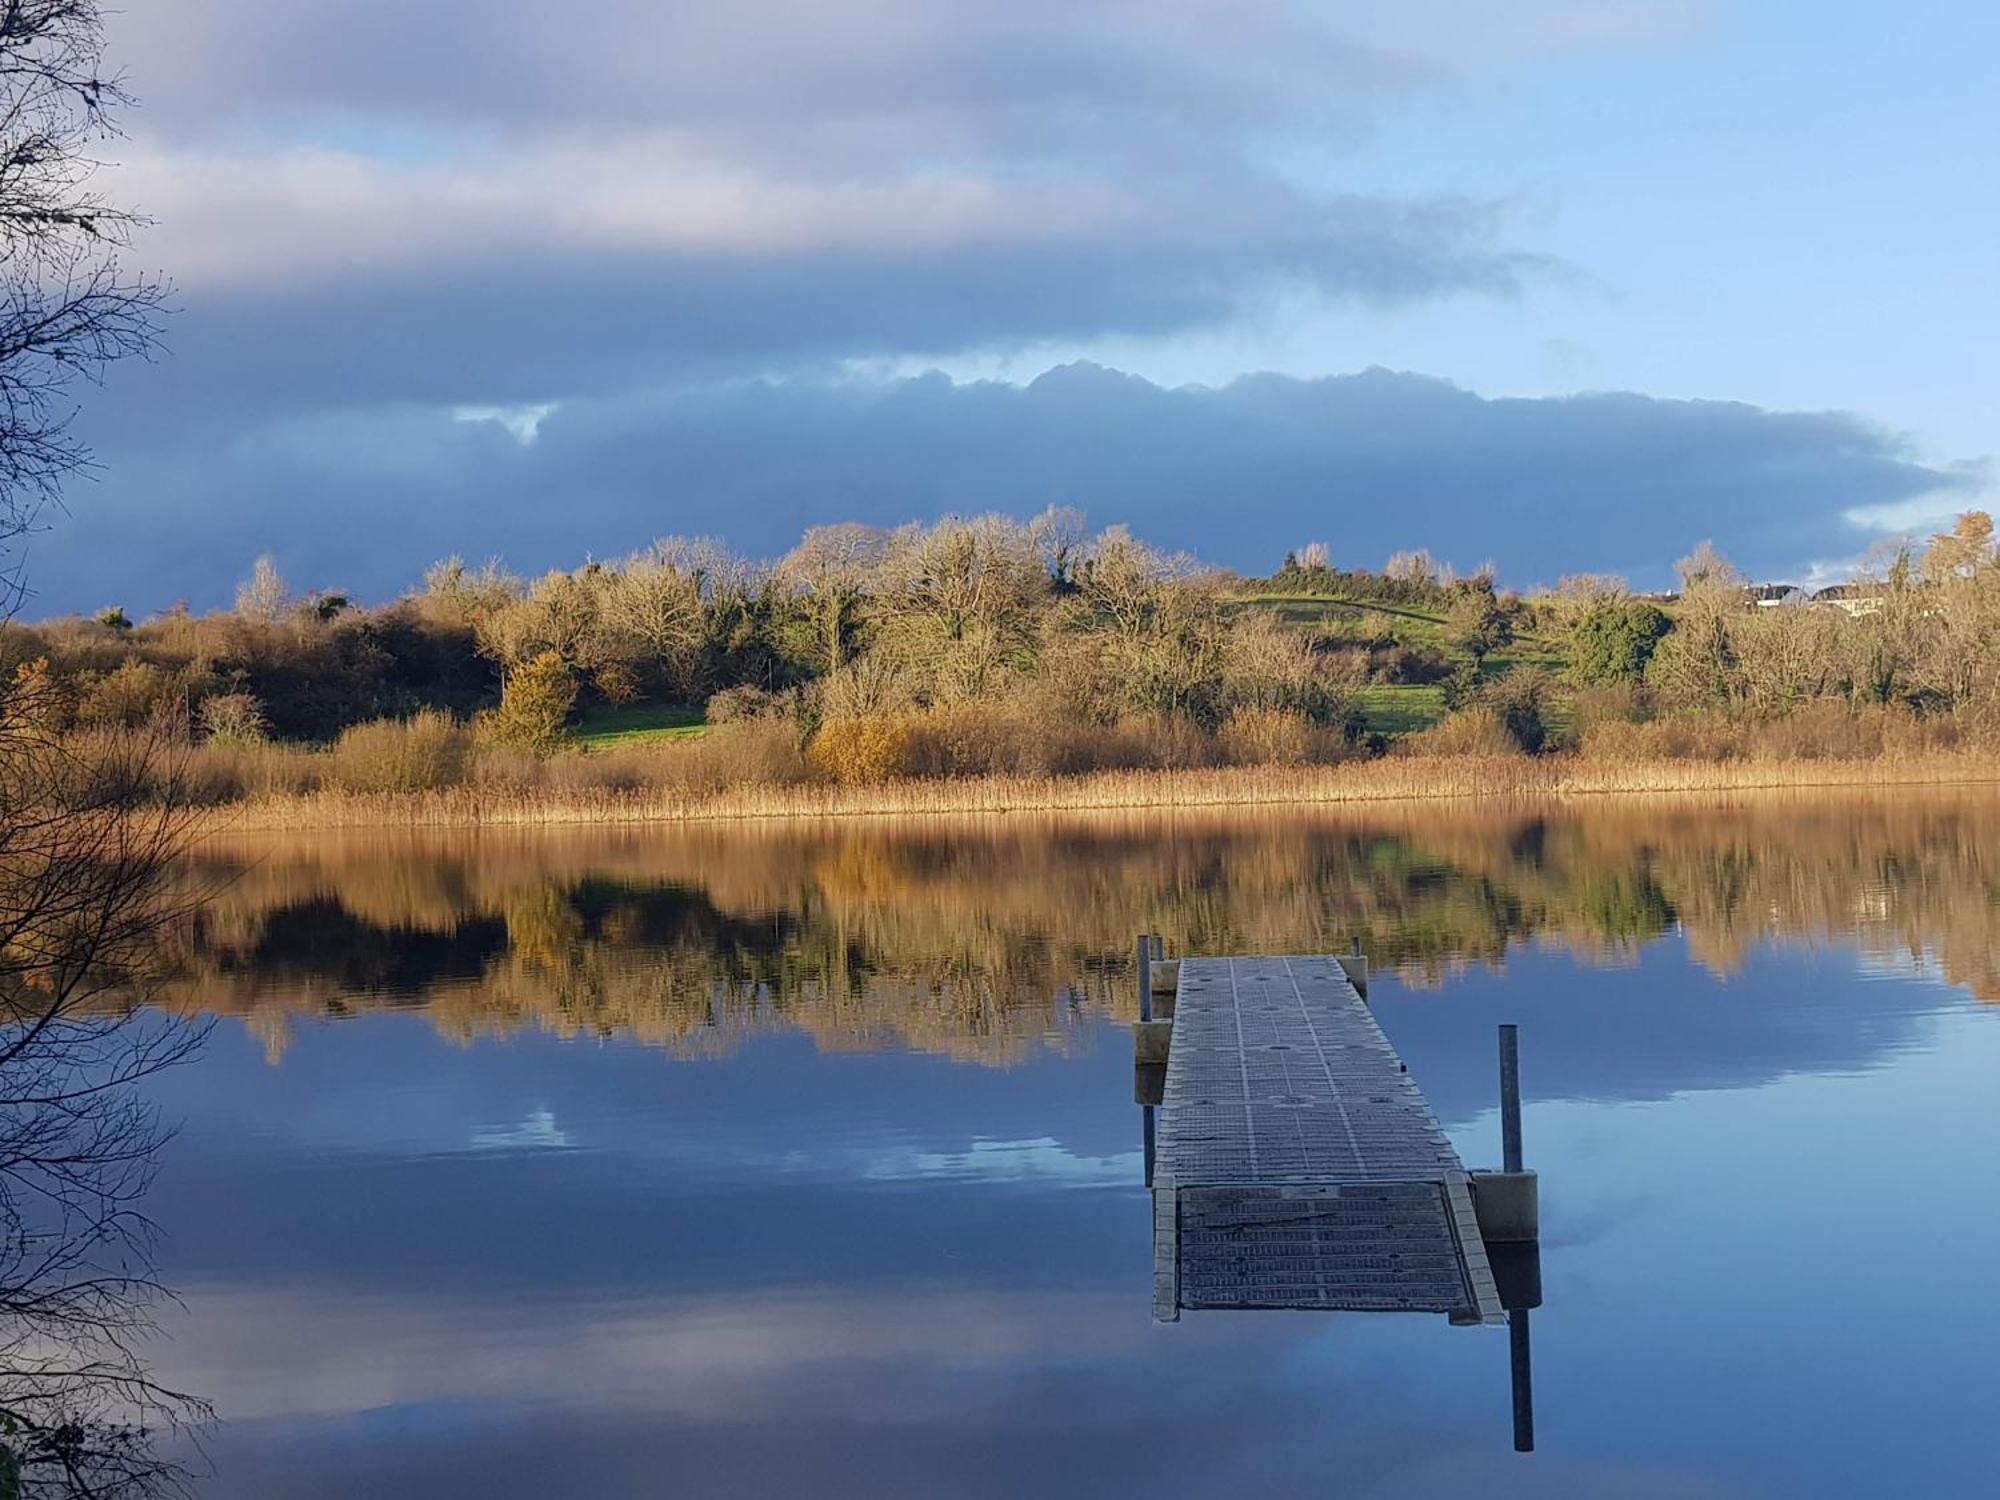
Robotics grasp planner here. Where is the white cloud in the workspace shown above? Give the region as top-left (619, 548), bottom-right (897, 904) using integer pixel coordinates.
top-left (469, 1105), bottom-right (572, 1149)
top-left (854, 1136), bottom-right (1143, 1187)
top-left (116, 136), bottom-right (1155, 290)
top-left (452, 402), bottom-right (558, 446)
top-left (156, 1285), bottom-right (1149, 1424)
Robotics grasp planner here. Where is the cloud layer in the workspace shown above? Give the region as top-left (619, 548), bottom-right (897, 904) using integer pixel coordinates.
top-left (21, 2), bottom-right (1974, 614)
top-left (94, 0), bottom-right (1627, 414)
top-left (39, 363), bottom-right (1969, 614)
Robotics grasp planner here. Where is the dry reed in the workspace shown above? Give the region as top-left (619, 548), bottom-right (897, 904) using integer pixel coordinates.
top-left (195, 750), bottom-right (2000, 835)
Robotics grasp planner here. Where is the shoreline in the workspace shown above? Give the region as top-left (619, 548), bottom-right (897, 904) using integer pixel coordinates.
top-left (189, 751), bottom-right (2000, 837)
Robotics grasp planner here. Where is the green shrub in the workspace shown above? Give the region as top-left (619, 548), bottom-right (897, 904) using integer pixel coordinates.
top-left (1571, 600), bottom-right (1671, 685)
top-left (1476, 669), bottom-right (1554, 753)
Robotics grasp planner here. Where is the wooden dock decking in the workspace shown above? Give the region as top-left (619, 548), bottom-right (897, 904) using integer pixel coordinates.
top-left (1151, 955), bottom-right (1505, 1325)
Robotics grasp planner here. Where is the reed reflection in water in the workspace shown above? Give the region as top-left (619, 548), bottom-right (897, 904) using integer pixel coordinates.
top-left (170, 790), bottom-right (2000, 1067)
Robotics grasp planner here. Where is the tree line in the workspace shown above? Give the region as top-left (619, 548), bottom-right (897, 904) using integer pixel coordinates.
top-left (4, 511), bottom-right (1359, 754)
top-left (2, 508), bottom-right (1997, 775)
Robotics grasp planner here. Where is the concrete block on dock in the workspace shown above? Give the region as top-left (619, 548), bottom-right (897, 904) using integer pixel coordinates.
top-left (1486, 1240), bottom-right (1543, 1311)
top-left (1134, 1061), bottom-right (1165, 1107)
top-left (1133, 1019), bottom-right (1173, 1066)
top-left (1470, 1169), bottom-right (1539, 1244)
top-left (1149, 960), bottom-right (1179, 993)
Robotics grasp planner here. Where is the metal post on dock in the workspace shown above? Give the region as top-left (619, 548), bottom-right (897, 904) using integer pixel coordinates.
top-left (1489, 1026), bottom-right (1538, 1456)
top-left (1499, 1023), bottom-right (1523, 1173)
top-left (1509, 1309), bottom-right (1535, 1452)
top-left (1151, 933), bottom-right (1165, 961)
top-left (1472, 1023), bottom-right (1538, 1244)
top-left (1137, 934), bottom-right (1153, 1023)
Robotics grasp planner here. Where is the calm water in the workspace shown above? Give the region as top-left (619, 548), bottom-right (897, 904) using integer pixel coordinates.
top-left (134, 795), bottom-right (2000, 1496)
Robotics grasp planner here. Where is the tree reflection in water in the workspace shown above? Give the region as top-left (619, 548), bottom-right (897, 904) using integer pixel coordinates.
top-left (0, 714), bottom-right (210, 1497)
top-left (166, 789), bottom-right (2000, 1067)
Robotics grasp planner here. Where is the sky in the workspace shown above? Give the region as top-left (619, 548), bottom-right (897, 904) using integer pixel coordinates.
top-left (24, 0), bottom-right (1997, 613)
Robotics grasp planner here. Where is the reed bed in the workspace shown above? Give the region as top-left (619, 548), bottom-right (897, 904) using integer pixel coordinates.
top-left (194, 750), bottom-right (2000, 834)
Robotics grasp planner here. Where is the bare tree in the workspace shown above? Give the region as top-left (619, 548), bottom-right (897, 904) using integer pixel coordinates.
top-left (1915, 511), bottom-right (2000, 710)
top-left (1077, 526), bottom-right (1195, 640)
top-left (1382, 549), bottom-right (1432, 585)
top-left (472, 569), bottom-right (600, 672)
top-left (1222, 608), bottom-right (1343, 719)
top-left (777, 524), bottom-right (887, 674)
top-left (1673, 539), bottom-right (1742, 594)
top-left (0, 1), bottom-right (168, 609)
top-left (595, 537), bottom-right (753, 699)
top-left (1554, 573), bottom-right (1630, 605)
top-left (1027, 506), bottom-right (1086, 588)
top-left (0, 12), bottom-right (206, 1492)
top-left (1650, 541), bottom-right (1747, 708)
top-left (875, 517), bottom-right (1047, 702)
top-left (416, 556), bottom-right (522, 633)
top-left (231, 555), bottom-right (287, 623)
top-left (1733, 602), bottom-right (1844, 710)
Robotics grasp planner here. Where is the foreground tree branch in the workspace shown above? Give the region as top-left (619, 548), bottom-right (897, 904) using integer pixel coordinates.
top-left (0, 7), bottom-right (200, 1495)
top-left (0, 1), bottom-right (164, 599)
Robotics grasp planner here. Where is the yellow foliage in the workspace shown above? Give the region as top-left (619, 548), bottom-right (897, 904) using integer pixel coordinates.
top-left (808, 716), bottom-right (918, 784)
top-left (487, 650), bottom-right (577, 754)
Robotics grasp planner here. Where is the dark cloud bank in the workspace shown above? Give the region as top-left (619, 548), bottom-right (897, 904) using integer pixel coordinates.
top-left (35, 361), bottom-right (1968, 616)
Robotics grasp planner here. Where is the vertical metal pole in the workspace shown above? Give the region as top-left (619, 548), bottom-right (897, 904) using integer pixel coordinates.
top-left (1137, 934), bottom-right (1152, 1023)
top-left (1150, 933), bottom-right (1165, 961)
top-left (1142, 1104), bottom-right (1156, 1187)
top-left (1509, 1309), bottom-right (1535, 1453)
top-left (1350, 936), bottom-right (1362, 958)
top-left (1499, 1023), bottom-right (1523, 1174)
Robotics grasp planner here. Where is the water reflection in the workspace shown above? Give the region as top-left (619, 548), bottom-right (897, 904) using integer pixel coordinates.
top-left (1138, 1001), bottom-right (1544, 1456)
top-left (129, 792), bottom-right (2000, 1497)
top-left (170, 791), bottom-right (2000, 1076)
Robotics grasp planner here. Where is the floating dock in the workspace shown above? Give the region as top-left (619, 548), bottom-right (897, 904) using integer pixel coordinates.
top-left (1149, 954), bottom-right (1505, 1325)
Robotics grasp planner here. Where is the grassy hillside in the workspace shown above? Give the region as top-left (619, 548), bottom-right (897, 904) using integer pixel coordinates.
top-left (1235, 588), bottom-right (1570, 739)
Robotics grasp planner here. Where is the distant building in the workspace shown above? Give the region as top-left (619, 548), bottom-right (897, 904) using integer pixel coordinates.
top-left (1746, 583), bottom-right (1809, 608)
top-left (1812, 582), bottom-right (1888, 617)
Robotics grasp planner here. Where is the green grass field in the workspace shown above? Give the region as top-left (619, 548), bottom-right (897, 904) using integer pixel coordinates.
top-left (1354, 683), bottom-right (1448, 736)
top-left (574, 703), bottom-right (708, 748)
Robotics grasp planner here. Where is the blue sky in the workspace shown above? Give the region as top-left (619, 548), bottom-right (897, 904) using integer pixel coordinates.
top-left (28, 1), bottom-right (1995, 612)
top-left (919, 3), bottom-right (1996, 471)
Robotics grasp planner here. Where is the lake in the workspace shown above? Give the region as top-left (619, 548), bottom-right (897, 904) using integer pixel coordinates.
top-left (134, 792), bottom-right (2000, 1496)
